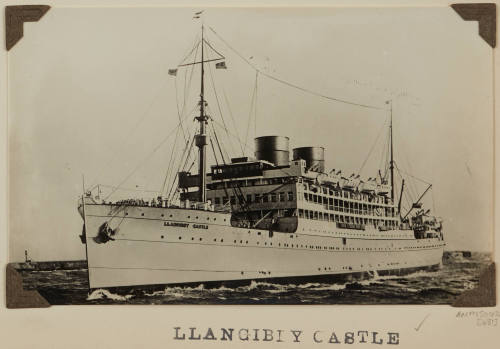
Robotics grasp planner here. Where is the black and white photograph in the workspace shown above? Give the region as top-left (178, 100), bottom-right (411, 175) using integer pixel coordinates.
top-left (5, 5), bottom-right (495, 307)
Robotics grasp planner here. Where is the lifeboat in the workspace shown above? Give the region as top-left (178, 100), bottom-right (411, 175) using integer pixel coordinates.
top-left (343, 178), bottom-right (360, 190)
top-left (359, 180), bottom-right (377, 193)
top-left (376, 184), bottom-right (390, 195)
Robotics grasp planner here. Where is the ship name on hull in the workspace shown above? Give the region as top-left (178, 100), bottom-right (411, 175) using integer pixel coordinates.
top-left (164, 222), bottom-right (190, 228)
top-left (164, 221), bottom-right (208, 230)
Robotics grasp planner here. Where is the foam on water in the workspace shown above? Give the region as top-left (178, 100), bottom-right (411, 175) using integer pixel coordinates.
top-left (87, 289), bottom-right (133, 301)
top-left (19, 252), bottom-right (491, 305)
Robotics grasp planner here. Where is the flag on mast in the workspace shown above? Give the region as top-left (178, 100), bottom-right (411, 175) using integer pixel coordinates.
top-left (168, 69), bottom-right (178, 76)
top-left (215, 61), bottom-right (227, 69)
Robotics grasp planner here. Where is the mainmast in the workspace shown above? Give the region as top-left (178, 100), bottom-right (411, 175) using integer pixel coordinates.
top-left (195, 25), bottom-right (208, 203)
top-left (389, 100), bottom-right (394, 203)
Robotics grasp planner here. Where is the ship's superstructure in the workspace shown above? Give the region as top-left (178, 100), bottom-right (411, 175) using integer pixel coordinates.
top-left (178, 136), bottom-right (402, 235)
top-left (78, 23), bottom-right (445, 290)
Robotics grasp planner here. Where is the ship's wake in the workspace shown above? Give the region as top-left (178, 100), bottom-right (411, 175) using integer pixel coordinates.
top-left (87, 289), bottom-right (134, 301)
top-left (84, 266), bottom-right (469, 304)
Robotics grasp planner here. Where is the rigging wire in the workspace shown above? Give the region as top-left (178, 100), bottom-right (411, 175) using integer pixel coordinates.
top-left (244, 72), bottom-right (258, 152)
top-left (222, 87), bottom-right (245, 156)
top-left (92, 30), bottom-right (202, 191)
top-left (394, 162), bottom-right (425, 205)
top-left (181, 41), bottom-right (201, 117)
top-left (179, 34), bottom-right (201, 65)
top-left (175, 34), bottom-right (201, 142)
top-left (211, 118), bottom-right (255, 155)
top-left (89, 69), bottom-right (176, 189)
top-left (104, 112), bottom-right (192, 201)
top-left (208, 127), bottom-right (220, 166)
top-left (208, 119), bottom-right (252, 212)
top-left (208, 26), bottom-right (388, 111)
top-left (378, 127), bottom-right (390, 180)
top-left (174, 76), bottom-right (187, 142)
top-left (208, 125), bottom-right (232, 206)
top-left (167, 124), bottom-right (197, 199)
top-left (161, 100), bottom-right (199, 198)
top-left (254, 71), bottom-right (259, 139)
top-left (206, 53), bottom-right (236, 156)
top-left (97, 184), bottom-right (162, 194)
top-left (166, 127), bottom-right (197, 200)
top-left (398, 143), bottom-right (420, 200)
top-left (208, 115), bottom-right (229, 164)
top-left (203, 38), bottom-right (226, 60)
top-left (395, 165), bottom-right (432, 186)
top-left (358, 114), bottom-right (388, 175)
top-left (161, 126), bottom-right (182, 194)
top-left (431, 188), bottom-right (437, 214)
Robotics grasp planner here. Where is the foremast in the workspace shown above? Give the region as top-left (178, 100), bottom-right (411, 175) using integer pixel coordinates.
top-left (195, 25), bottom-right (208, 203)
top-left (389, 100), bottom-right (394, 203)
top-left (389, 100), bottom-right (395, 217)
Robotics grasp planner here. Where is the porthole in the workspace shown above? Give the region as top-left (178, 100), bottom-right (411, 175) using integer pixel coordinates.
top-left (188, 216), bottom-right (191, 218)
top-left (125, 213), bottom-right (129, 216)
top-left (199, 238), bottom-right (202, 241)
top-left (161, 235), bottom-right (164, 239)
top-left (191, 237), bottom-right (194, 240)
top-left (141, 213), bottom-right (144, 216)
top-left (161, 214), bottom-right (164, 217)
top-left (178, 237), bottom-right (181, 240)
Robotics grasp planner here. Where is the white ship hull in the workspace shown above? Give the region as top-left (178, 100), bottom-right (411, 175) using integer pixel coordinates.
top-left (82, 202), bottom-right (445, 289)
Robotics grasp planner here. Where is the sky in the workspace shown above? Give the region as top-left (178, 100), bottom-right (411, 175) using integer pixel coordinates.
top-left (8, 6), bottom-right (493, 261)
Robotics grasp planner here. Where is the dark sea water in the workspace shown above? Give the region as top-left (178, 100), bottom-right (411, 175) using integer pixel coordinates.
top-left (17, 252), bottom-right (491, 305)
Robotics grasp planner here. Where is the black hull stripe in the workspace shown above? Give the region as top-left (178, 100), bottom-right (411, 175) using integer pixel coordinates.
top-left (94, 264), bottom-right (442, 293)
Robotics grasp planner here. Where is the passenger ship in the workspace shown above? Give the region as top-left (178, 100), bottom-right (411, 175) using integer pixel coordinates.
top-left (78, 25), bottom-right (445, 290)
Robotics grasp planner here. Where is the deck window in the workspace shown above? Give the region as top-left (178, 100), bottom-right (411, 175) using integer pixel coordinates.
top-left (271, 193), bottom-right (277, 202)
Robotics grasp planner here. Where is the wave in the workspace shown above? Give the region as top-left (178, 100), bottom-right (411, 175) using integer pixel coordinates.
top-left (87, 289), bottom-right (134, 301)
